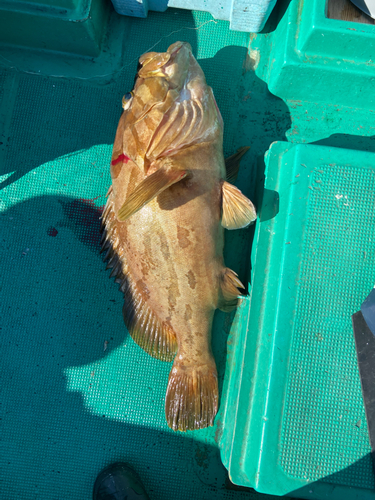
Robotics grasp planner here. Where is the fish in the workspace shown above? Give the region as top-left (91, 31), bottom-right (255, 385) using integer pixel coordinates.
top-left (100, 41), bottom-right (256, 431)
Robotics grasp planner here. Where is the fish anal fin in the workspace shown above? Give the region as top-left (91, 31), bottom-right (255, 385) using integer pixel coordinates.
top-left (118, 167), bottom-right (188, 221)
top-left (165, 359), bottom-right (218, 431)
top-left (101, 193), bottom-right (177, 361)
top-left (225, 146), bottom-right (250, 184)
top-left (122, 275), bottom-right (178, 362)
top-left (219, 268), bottom-right (245, 313)
top-left (221, 181), bottom-right (256, 230)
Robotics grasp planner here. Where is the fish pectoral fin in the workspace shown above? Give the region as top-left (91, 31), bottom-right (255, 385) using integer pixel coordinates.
top-left (219, 268), bottom-right (246, 312)
top-left (117, 167), bottom-right (188, 221)
top-left (221, 181), bottom-right (256, 230)
top-left (165, 360), bottom-right (218, 432)
top-left (225, 146), bottom-right (250, 183)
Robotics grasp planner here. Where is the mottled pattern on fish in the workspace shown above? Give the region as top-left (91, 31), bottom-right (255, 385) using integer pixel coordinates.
top-left (100, 42), bottom-right (256, 431)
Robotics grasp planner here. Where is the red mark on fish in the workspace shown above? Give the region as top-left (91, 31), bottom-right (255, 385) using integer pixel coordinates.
top-left (111, 154), bottom-right (130, 166)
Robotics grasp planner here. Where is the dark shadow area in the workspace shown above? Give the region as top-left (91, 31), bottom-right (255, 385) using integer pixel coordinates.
top-left (1, 194), bottom-right (271, 500)
top-left (259, 188), bottom-right (280, 222)
top-left (312, 133), bottom-right (375, 152)
top-left (352, 311), bottom-right (375, 476)
top-left (290, 454), bottom-right (375, 499)
top-left (0, 8), bottom-right (199, 190)
top-left (261, 0), bottom-right (293, 33)
top-left (220, 58), bottom-right (291, 290)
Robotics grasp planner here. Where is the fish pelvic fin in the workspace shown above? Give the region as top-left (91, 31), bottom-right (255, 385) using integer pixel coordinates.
top-left (218, 268), bottom-right (246, 313)
top-left (225, 146), bottom-right (250, 184)
top-left (117, 166), bottom-right (188, 222)
top-left (165, 359), bottom-right (218, 432)
top-left (221, 181), bottom-right (257, 230)
top-left (101, 191), bottom-right (178, 362)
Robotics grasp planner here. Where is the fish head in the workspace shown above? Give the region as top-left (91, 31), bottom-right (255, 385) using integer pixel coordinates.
top-left (118, 42), bottom-right (223, 169)
top-left (137, 42), bottom-right (205, 94)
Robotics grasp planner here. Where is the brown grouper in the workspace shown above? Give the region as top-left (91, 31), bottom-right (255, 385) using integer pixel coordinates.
top-left (100, 42), bottom-right (256, 431)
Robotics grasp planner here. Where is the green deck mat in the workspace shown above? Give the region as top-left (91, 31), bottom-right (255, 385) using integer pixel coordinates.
top-left (0, 8), bottom-right (279, 500)
top-left (1, 3), bottom-right (375, 499)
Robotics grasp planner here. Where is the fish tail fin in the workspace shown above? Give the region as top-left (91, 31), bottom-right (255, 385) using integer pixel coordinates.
top-left (165, 359), bottom-right (218, 432)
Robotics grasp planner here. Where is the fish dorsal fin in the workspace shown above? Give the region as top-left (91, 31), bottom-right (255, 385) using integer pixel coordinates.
top-left (118, 167), bottom-right (188, 221)
top-left (218, 267), bottom-right (246, 312)
top-left (100, 194), bottom-right (178, 362)
top-left (225, 146), bottom-right (250, 184)
top-left (221, 181), bottom-right (256, 230)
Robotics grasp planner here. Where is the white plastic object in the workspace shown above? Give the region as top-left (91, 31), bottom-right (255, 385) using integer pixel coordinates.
top-left (110, 0), bottom-right (278, 33)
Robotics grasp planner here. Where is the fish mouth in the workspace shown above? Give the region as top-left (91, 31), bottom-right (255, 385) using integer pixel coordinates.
top-left (137, 42), bottom-right (193, 91)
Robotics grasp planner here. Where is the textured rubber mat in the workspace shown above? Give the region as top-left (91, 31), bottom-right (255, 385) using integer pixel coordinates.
top-left (0, 8), bottom-right (279, 500)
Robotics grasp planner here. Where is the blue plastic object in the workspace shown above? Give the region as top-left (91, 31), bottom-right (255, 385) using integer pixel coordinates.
top-left (109, 0), bottom-right (277, 32)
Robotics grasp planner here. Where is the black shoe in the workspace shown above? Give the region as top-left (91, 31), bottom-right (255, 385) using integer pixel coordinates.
top-left (93, 462), bottom-right (151, 500)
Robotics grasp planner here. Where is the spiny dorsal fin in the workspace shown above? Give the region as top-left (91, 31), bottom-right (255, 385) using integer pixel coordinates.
top-left (101, 192), bottom-right (178, 362)
top-left (221, 181), bottom-right (256, 230)
top-left (165, 360), bottom-right (218, 431)
top-left (219, 267), bottom-right (245, 313)
top-left (118, 167), bottom-right (188, 222)
top-left (225, 146), bottom-right (250, 184)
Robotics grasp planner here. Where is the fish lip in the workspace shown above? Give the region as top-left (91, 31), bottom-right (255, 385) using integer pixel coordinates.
top-left (134, 42), bottom-right (192, 86)
top-left (161, 42), bottom-right (192, 87)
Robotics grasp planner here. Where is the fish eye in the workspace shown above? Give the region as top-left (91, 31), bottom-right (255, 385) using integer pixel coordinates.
top-left (122, 91), bottom-right (134, 110)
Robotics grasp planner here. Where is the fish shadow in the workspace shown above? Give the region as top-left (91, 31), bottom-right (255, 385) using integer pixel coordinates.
top-left (0, 193), bottom-right (272, 499)
top-left (198, 46), bottom-right (291, 406)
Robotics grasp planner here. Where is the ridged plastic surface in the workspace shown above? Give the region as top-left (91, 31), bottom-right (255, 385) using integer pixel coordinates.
top-left (222, 142), bottom-right (375, 498)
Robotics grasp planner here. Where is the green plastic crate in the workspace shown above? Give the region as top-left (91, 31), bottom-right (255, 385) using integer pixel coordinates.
top-left (220, 142), bottom-right (375, 498)
top-left (251, 0), bottom-right (375, 108)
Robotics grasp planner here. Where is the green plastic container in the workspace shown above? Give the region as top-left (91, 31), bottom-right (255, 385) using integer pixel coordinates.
top-left (220, 142), bottom-right (375, 498)
top-left (0, 0), bottom-right (129, 80)
top-left (252, 0), bottom-right (375, 108)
